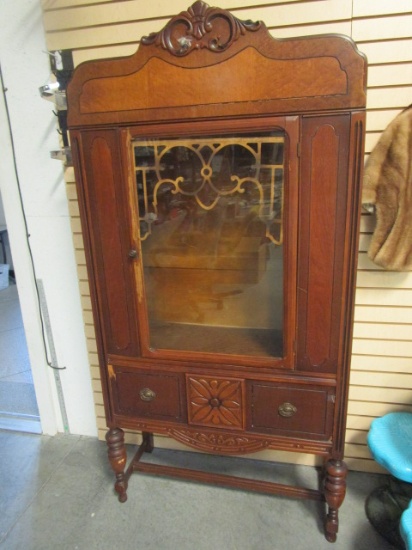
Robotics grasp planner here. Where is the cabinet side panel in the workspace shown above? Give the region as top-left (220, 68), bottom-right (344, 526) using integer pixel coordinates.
top-left (71, 134), bottom-right (113, 425)
top-left (90, 137), bottom-right (130, 351)
top-left (297, 115), bottom-right (350, 373)
top-left (81, 130), bottom-right (138, 356)
top-left (306, 125), bottom-right (339, 363)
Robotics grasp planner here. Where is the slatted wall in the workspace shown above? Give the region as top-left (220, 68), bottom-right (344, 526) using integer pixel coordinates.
top-left (42, 0), bottom-right (412, 473)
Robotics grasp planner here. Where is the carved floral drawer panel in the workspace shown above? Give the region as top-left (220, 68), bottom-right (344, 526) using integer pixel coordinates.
top-left (186, 375), bottom-right (245, 430)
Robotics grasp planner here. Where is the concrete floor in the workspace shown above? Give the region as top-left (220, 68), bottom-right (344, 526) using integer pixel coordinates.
top-left (0, 283), bottom-right (40, 433)
top-left (0, 430), bottom-right (398, 549)
top-left (0, 273), bottom-right (399, 549)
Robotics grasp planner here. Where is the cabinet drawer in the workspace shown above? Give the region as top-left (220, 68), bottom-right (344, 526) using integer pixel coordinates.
top-left (247, 382), bottom-right (334, 440)
top-left (111, 367), bottom-right (186, 422)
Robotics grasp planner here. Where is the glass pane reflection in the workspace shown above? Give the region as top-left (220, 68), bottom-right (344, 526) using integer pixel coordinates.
top-left (134, 133), bottom-right (285, 358)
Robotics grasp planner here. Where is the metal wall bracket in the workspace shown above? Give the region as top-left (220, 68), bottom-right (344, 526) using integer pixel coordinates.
top-left (50, 146), bottom-right (72, 166)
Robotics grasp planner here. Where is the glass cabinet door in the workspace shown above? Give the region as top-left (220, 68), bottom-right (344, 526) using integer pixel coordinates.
top-left (133, 132), bottom-right (287, 359)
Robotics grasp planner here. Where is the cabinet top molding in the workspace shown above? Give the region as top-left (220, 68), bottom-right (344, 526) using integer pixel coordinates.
top-left (141, 1), bottom-right (261, 57)
top-left (67, 2), bottom-right (367, 128)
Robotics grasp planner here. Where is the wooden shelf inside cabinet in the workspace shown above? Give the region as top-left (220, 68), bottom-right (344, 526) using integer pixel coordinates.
top-left (67, 1), bottom-right (367, 543)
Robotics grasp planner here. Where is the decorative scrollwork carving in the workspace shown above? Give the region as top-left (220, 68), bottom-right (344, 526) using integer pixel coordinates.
top-left (169, 427), bottom-right (270, 454)
top-left (141, 1), bottom-right (261, 57)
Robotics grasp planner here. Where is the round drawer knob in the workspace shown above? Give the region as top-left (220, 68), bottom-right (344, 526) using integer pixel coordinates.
top-left (140, 387), bottom-right (156, 402)
top-left (278, 402), bottom-right (297, 418)
top-left (128, 249), bottom-right (138, 259)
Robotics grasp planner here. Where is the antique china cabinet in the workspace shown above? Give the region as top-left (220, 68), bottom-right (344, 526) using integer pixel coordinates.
top-left (67, 2), bottom-right (367, 542)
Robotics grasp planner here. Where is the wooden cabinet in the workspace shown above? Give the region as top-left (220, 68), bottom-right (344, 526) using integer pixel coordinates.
top-left (67, 1), bottom-right (366, 542)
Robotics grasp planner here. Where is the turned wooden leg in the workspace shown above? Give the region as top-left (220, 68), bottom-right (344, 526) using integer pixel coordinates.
top-left (106, 427), bottom-right (128, 503)
top-left (324, 458), bottom-right (348, 542)
top-left (142, 431), bottom-right (154, 453)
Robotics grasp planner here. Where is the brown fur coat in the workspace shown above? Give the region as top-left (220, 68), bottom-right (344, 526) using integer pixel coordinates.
top-left (362, 106), bottom-right (412, 270)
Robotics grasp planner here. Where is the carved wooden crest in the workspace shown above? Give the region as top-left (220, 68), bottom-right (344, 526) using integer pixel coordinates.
top-left (141, 0), bottom-right (261, 56)
top-left (68, 1), bottom-right (367, 128)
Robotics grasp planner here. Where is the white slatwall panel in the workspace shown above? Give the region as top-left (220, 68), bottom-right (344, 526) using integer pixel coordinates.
top-left (353, 1), bottom-right (412, 17)
top-left (42, 1), bottom-right (412, 472)
top-left (42, 0), bottom-right (313, 30)
top-left (351, 0), bottom-right (412, 471)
